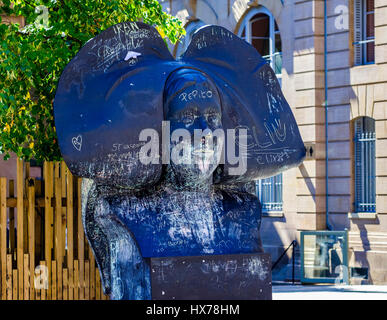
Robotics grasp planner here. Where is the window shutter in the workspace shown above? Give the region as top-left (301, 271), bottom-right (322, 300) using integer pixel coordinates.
top-left (354, 0), bottom-right (363, 65)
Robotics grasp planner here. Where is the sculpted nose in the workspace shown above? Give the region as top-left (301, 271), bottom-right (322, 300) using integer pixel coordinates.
top-left (198, 116), bottom-right (210, 131)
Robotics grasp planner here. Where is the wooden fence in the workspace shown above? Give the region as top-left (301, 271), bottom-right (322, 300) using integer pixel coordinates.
top-left (0, 159), bottom-right (109, 300)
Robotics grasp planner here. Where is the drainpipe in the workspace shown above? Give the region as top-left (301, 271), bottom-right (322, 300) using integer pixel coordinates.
top-left (324, 0), bottom-right (332, 230)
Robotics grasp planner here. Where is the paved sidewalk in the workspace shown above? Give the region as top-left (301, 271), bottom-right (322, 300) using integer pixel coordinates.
top-left (272, 284), bottom-right (387, 300)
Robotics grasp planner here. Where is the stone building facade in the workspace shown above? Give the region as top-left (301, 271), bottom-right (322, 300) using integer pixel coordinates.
top-left (157, 0), bottom-right (387, 284)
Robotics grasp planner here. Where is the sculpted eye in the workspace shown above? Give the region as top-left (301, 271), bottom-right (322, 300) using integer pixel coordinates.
top-left (181, 114), bottom-right (195, 125)
top-left (206, 113), bottom-right (221, 125)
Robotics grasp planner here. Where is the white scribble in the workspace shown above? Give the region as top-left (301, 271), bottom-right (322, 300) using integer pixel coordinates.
top-left (179, 90), bottom-right (213, 102)
top-left (247, 258), bottom-right (269, 281)
top-left (124, 51), bottom-right (142, 61)
top-left (271, 119), bottom-right (286, 142)
top-left (72, 135), bottom-right (82, 151)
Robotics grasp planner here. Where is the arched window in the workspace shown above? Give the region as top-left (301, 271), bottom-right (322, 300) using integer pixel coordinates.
top-left (238, 7), bottom-right (282, 84)
top-left (239, 7), bottom-right (283, 214)
top-left (175, 20), bottom-right (206, 57)
top-left (354, 116), bottom-right (376, 213)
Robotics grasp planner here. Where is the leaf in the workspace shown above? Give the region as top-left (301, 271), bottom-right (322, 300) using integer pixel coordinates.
top-left (156, 26), bottom-right (165, 38)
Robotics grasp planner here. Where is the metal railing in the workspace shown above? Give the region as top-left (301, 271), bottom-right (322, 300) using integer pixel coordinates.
top-left (354, 132), bottom-right (376, 213)
top-left (257, 174), bottom-right (283, 212)
top-left (271, 240), bottom-right (297, 284)
top-left (262, 52), bottom-right (282, 76)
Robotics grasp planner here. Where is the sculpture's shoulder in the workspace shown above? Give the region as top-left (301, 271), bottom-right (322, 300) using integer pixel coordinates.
top-left (214, 187), bottom-right (261, 212)
top-left (107, 189), bottom-right (162, 215)
top-left (215, 186), bottom-right (259, 202)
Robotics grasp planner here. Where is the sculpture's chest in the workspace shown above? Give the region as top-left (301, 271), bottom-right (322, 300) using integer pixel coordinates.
top-left (108, 191), bottom-right (261, 257)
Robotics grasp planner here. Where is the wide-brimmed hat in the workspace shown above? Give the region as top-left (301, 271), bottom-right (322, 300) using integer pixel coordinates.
top-left (54, 22), bottom-right (305, 188)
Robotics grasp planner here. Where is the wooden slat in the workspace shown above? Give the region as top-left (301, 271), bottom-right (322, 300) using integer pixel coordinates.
top-left (90, 253), bottom-right (95, 300)
top-left (6, 196), bottom-right (75, 208)
top-left (55, 176), bottom-right (63, 300)
top-left (0, 161), bottom-right (111, 300)
top-left (80, 260), bottom-right (85, 300)
top-left (67, 168), bottom-right (74, 300)
top-left (6, 255), bottom-right (12, 300)
top-left (54, 162), bottom-right (59, 179)
top-left (84, 237), bottom-right (91, 285)
top-left (24, 163), bottom-right (30, 264)
top-left (25, 162), bottom-right (30, 179)
top-left (0, 177), bottom-right (7, 300)
top-left (52, 261), bottom-right (57, 300)
top-left (44, 162), bottom-right (53, 300)
top-left (85, 261), bottom-right (89, 300)
top-left (57, 265), bottom-right (63, 300)
top-left (35, 264), bottom-right (40, 300)
top-left (23, 181), bottom-right (28, 270)
top-left (61, 162), bottom-right (66, 265)
top-left (23, 254), bottom-right (29, 300)
top-left (61, 162), bottom-right (66, 195)
top-left (27, 179), bottom-right (35, 300)
top-left (9, 180), bottom-right (15, 254)
top-left (34, 180), bottom-right (42, 261)
top-left (34, 179), bottom-right (42, 195)
top-left (16, 158), bottom-right (24, 300)
top-left (77, 179), bottom-right (85, 300)
top-left (40, 261), bottom-right (46, 300)
top-left (95, 268), bottom-right (100, 300)
top-left (74, 260), bottom-right (79, 300)
top-left (63, 268), bottom-right (68, 300)
top-left (12, 269), bottom-right (17, 300)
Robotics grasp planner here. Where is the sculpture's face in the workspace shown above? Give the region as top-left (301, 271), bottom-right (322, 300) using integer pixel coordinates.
top-left (166, 78), bottom-right (223, 184)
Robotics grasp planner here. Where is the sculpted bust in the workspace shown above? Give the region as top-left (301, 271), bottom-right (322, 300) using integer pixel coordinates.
top-left (54, 22), bottom-right (305, 299)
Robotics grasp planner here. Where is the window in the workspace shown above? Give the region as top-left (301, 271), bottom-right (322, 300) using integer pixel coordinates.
top-left (354, 0), bottom-right (375, 65)
top-left (354, 117), bottom-right (376, 213)
top-left (238, 7), bottom-right (282, 85)
top-left (256, 174), bottom-right (283, 212)
top-left (175, 20), bottom-right (206, 57)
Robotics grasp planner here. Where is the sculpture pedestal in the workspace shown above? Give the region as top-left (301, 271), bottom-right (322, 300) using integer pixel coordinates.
top-left (150, 253), bottom-right (272, 300)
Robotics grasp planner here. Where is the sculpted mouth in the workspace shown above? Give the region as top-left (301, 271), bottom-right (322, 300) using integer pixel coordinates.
top-left (192, 148), bottom-right (214, 155)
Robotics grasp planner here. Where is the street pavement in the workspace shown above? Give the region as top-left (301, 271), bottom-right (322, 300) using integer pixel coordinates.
top-left (272, 284), bottom-right (387, 300)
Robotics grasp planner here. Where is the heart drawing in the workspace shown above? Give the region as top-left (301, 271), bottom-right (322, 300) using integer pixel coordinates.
top-left (72, 135), bottom-right (82, 151)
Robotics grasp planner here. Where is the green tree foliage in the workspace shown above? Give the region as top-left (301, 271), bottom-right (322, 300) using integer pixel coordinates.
top-left (0, 0), bottom-right (185, 161)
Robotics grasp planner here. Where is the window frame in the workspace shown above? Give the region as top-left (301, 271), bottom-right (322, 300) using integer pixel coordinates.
top-left (353, 116), bottom-right (376, 213)
top-left (237, 7), bottom-right (282, 83)
top-left (354, 0), bottom-right (375, 65)
top-left (256, 173), bottom-right (283, 213)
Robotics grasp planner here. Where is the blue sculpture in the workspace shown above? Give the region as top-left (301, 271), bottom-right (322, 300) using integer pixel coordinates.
top-left (54, 22), bottom-right (305, 299)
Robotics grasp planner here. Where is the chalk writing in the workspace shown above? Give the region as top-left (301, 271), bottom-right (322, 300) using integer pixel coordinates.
top-left (210, 27), bottom-right (234, 40)
top-left (179, 90), bottom-right (213, 102)
top-left (72, 135), bottom-right (82, 151)
top-left (270, 119), bottom-right (286, 142)
top-left (237, 121), bottom-right (288, 151)
top-left (112, 142), bottom-right (146, 152)
top-left (87, 22), bottom-right (151, 72)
